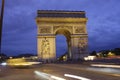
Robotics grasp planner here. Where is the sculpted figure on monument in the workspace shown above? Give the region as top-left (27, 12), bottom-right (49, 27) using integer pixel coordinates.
top-left (39, 26), bottom-right (51, 33)
top-left (75, 26), bottom-right (85, 33)
top-left (53, 26), bottom-right (72, 33)
top-left (41, 39), bottom-right (50, 55)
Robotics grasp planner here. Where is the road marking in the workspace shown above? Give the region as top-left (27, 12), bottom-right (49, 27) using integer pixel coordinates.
top-left (64, 74), bottom-right (91, 80)
top-left (34, 70), bottom-right (66, 80)
top-left (34, 71), bottom-right (50, 79)
top-left (51, 75), bottom-right (66, 80)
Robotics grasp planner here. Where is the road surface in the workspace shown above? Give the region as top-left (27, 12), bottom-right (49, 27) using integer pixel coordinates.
top-left (0, 63), bottom-right (120, 80)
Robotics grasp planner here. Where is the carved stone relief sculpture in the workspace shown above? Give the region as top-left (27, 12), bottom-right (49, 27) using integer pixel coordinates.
top-left (39, 26), bottom-right (51, 33)
top-left (41, 39), bottom-right (50, 55)
top-left (74, 26), bottom-right (85, 33)
top-left (53, 26), bottom-right (72, 33)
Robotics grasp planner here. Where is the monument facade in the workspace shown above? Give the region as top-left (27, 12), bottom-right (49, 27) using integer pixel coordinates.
top-left (36, 10), bottom-right (88, 62)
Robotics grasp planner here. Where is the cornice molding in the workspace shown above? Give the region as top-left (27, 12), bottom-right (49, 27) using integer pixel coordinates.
top-left (36, 17), bottom-right (87, 24)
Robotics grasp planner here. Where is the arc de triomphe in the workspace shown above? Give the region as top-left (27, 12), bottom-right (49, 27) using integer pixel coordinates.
top-left (36, 10), bottom-right (88, 62)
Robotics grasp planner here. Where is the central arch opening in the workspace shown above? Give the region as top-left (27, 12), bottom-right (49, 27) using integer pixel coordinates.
top-left (55, 29), bottom-right (71, 59)
top-left (56, 35), bottom-right (67, 58)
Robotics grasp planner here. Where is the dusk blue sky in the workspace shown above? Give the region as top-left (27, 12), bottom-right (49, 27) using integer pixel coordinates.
top-left (1, 0), bottom-right (120, 56)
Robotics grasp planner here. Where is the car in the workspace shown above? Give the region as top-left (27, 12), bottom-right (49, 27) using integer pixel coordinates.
top-left (6, 58), bottom-right (41, 68)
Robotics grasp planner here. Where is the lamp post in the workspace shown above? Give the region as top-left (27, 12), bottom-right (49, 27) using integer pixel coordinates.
top-left (0, 0), bottom-right (5, 53)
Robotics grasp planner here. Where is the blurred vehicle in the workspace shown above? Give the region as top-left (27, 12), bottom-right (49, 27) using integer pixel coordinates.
top-left (6, 58), bottom-right (41, 67)
top-left (84, 56), bottom-right (96, 61)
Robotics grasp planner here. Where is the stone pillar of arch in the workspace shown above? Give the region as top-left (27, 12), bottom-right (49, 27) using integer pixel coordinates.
top-left (36, 10), bottom-right (88, 61)
top-left (37, 35), bottom-right (56, 62)
top-left (71, 35), bottom-right (88, 59)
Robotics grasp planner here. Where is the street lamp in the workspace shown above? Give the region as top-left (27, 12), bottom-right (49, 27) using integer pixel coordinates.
top-left (0, 0), bottom-right (5, 53)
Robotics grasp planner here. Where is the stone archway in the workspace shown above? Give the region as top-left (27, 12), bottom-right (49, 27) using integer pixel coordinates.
top-left (36, 10), bottom-right (88, 62)
top-left (55, 29), bottom-right (72, 59)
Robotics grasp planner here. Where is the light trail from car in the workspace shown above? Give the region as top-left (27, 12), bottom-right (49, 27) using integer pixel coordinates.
top-left (34, 70), bottom-right (66, 80)
top-left (91, 64), bottom-right (120, 68)
top-left (87, 66), bottom-right (120, 77)
top-left (64, 74), bottom-right (91, 80)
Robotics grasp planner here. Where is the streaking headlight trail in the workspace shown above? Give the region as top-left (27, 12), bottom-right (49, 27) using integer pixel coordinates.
top-left (34, 71), bottom-right (66, 80)
top-left (64, 74), bottom-right (91, 80)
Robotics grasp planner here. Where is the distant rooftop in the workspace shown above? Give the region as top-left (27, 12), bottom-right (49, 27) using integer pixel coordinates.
top-left (37, 10), bottom-right (86, 18)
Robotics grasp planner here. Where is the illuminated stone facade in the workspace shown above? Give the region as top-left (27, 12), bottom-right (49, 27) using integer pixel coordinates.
top-left (36, 10), bottom-right (88, 62)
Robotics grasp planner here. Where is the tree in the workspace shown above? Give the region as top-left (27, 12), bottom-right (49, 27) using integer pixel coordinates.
top-left (113, 48), bottom-right (120, 55)
top-left (17, 53), bottom-right (34, 58)
top-left (101, 50), bottom-right (109, 57)
top-left (0, 53), bottom-right (7, 62)
top-left (90, 51), bottom-right (97, 56)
